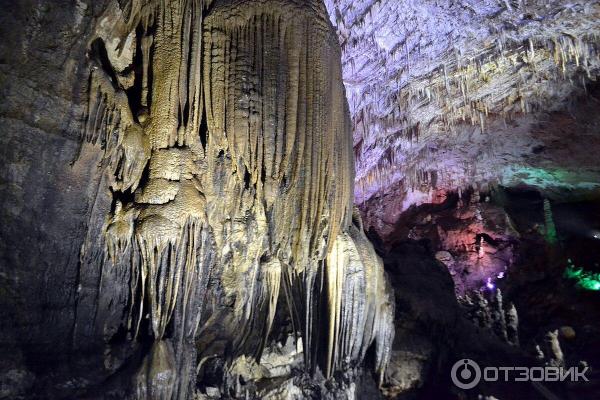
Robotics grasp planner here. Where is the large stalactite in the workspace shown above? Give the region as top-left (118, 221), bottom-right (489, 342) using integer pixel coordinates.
top-left (77, 0), bottom-right (394, 397)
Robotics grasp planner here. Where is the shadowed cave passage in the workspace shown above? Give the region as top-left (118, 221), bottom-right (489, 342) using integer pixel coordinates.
top-left (1, 0), bottom-right (600, 399)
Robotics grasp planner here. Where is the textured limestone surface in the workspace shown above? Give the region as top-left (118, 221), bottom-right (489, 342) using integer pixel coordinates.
top-left (0, 1), bottom-right (112, 398)
top-left (357, 89), bottom-right (600, 240)
top-left (1, 0), bottom-right (395, 398)
top-left (3, 1), bottom-right (599, 399)
top-left (323, 0), bottom-right (600, 228)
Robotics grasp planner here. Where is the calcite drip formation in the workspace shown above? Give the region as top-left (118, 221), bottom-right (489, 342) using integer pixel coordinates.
top-left (323, 0), bottom-right (600, 205)
top-left (79, 0), bottom-right (394, 398)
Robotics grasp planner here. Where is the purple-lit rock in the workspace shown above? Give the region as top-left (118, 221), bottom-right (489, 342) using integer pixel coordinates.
top-left (324, 0), bottom-right (600, 212)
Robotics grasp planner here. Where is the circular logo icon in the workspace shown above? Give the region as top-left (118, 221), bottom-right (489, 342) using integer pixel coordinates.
top-left (451, 359), bottom-right (481, 389)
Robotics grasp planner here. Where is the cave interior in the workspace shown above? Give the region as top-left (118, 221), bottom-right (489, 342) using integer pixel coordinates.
top-left (0, 0), bottom-right (600, 399)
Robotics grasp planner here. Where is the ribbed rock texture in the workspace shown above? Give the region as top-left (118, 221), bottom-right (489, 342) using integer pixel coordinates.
top-left (76, 0), bottom-right (394, 398)
top-left (0, 0), bottom-right (395, 398)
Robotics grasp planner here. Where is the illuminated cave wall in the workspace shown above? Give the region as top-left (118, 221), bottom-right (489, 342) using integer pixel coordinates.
top-left (78, 0), bottom-right (394, 398)
top-left (319, 0), bottom-right (600, 297)
top-left (323, 0), bottom-right (600, 219)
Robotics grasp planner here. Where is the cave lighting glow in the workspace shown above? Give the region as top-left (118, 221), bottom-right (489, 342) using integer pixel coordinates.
top-left (565, 260), bottom-right (600, 291)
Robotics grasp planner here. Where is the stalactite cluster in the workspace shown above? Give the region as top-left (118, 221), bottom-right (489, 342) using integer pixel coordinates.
top-left (354, 32), bottom-right (600, 199)
top-left (77, 0), bottom-right (394, 397)
top-left (324, 0), bottom-right (600, 203)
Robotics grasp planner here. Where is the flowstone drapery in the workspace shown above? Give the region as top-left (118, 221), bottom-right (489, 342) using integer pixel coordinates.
top-left (78, 0), bottom-right (394, 397)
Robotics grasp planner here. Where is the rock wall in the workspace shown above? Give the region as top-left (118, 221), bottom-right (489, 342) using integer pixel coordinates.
top-left (0, 1), bottom-right (113, 397)
top-left (1, 0), bottom-right (395, 398)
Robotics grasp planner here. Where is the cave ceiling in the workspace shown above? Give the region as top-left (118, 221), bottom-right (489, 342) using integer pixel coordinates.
top-left (323, 0), bottom-right (600, 229)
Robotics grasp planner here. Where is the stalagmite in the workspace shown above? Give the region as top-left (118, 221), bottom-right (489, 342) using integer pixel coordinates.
top-left (78, 0), bottom-right (395, 397)
top-left (325, 213), bottom-right (395, 381)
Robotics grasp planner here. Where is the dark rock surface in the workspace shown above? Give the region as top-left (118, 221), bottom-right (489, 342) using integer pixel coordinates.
top-left (368, 183), bottom-right (600, 398)
top-left (0, 1), bottom-right (114, 397)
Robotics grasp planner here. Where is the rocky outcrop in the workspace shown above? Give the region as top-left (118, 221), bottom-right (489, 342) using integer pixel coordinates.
top-left (461, 289), bottom-right (520, 346)
top-left (376, 240), bottom-right (543, 399)
top-left (2, 0), bottom-right (394, 398)
top-left (363, 189), bottom-right (520, 294)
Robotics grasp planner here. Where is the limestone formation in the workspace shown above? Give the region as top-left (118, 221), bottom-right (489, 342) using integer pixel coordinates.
top-left (78, 0), bottom-right (394, 397)
top-left (461, 289), bottom-right (520, 347)
top-left (3, 1), bottom-right (600, 399)
top-left (323, 0), bottom-right (600, 228)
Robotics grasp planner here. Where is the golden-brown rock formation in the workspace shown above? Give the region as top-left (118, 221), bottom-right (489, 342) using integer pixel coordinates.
top-left (80, 0), bottom-right (394, 397)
